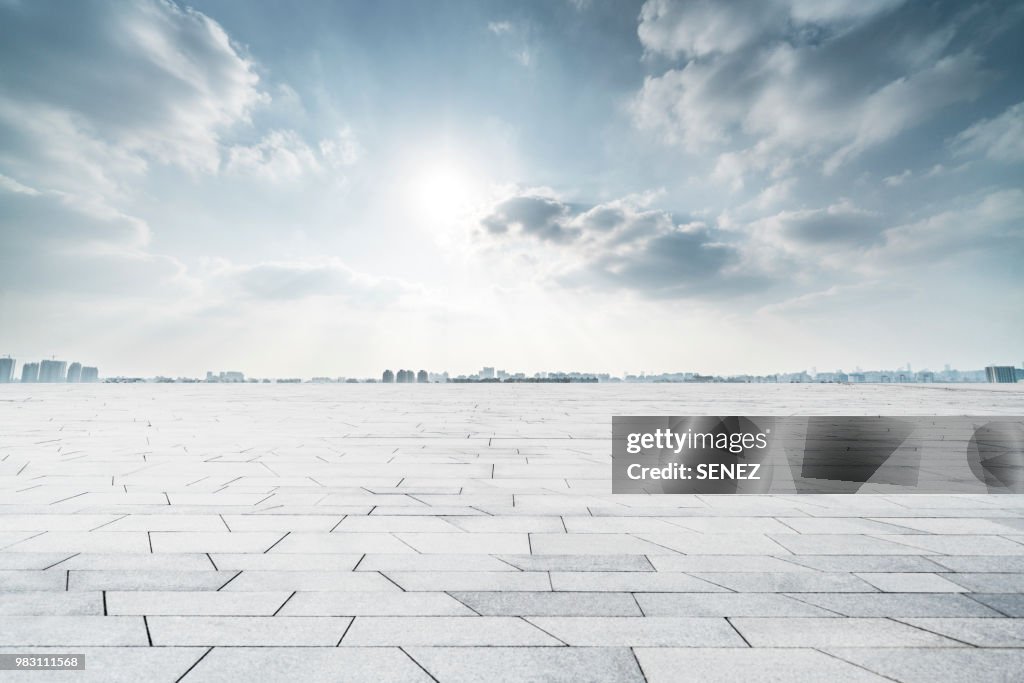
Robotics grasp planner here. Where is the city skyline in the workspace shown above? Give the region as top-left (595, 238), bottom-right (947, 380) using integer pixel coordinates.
top-left (1, 353), bottom-right (1019, 384)
top-left (1, 1), bottom-right (1023, 377)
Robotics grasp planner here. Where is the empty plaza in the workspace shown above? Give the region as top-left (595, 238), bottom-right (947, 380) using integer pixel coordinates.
top-left (0, 383), bottom-right (1023, 682)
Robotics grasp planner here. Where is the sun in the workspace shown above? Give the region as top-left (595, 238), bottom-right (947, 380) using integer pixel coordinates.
top-left (410, 161), bottom-right (477, 223)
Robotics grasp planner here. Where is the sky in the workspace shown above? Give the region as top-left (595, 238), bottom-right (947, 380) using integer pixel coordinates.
top-left (1, 0), bottom-right (1022, 378)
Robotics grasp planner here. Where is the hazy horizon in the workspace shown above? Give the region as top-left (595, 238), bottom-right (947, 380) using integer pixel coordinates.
top-left (2, 0), bottom-right (1022, 378)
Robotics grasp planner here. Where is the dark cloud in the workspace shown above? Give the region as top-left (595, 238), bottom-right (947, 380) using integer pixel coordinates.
top-left (776, 206), bottom-right (884, 247)
top-left (479, 192), bottom-right (768, 299)
top-left (480, 195), bottom-right (580, 242)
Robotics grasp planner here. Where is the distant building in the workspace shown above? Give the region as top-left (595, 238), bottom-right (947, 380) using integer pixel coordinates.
top-left (417, 369), bottom-right (428, 383)
top-left (39, 360), bottom-right (67, 383)
top-left (66, 362), bottom-right (82, 383)
top-left (80, 367), bottom-right (99, 383)
top-left (382, 369), bottom-right (394, 383)
top-left (986, 366), bottom-right (1017, 383)
top-left (21, 362), bottom-right (39, 383)
top-left (0, 356), bottom-right (13, 383)
top-left (481, 366), bottom-right (495, 379)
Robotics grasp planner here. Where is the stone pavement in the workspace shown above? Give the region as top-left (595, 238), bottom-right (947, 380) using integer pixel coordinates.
top-left (0, 383), bottom-right (1022, 682)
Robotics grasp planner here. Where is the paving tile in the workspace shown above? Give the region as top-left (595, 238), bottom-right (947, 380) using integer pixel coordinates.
top-left (647, 555), bottom-right (810, 573)
top-left (61, 553), bottom-right (214, 571)
top-left (635, 533), bottom-right (790, 555)
top-left (689, 572), bottom-right (877, 593)
top-left (270, 532), bottom-right (416, 554)
top-left (969, 594), bottom-right (1024, 617)
top-left (549, 570), bottom-right (725, 592)
top-left (527, 616), bottom-right (745, 646)
top-left (768, 535), bottom-right (934, 556)
top-left (0, 591), bottom-right (103, 615)
top-left (730, 617), bottom-right (961, 647)
top-left (221, 570), bottom-right (399, 592)
top-left (874, 535), bottom-right (1024, 556)
top-left (451, 591), bottom-right (641, 616)
top-left (107, 590), bottom-right (290, 615)
top-left (529, 534), bottom-right (681, 556)
top-left (406, 646), bottom-right (645, 683)
top-left (358, 553), bottom-right (516, 572)
top-left (385, 571), bottom-right (550, 592)
top-left (340, 616), bottom-right (561, 646)
top-left (0, 569), bottom-right (67, 591)
top-left (394, 533), bottom-right (530, 554)
top-left (280, 591), bottom-right (474, 616)
top-left (793, 592), bottom-right (1004, 617)
top-left (208, 553), bottom-right (361, 571)
top-left (2, 647), bottom-right (207, 683)
top-left (0, 616), bottom-right (147, 645)
top-left (826, 647), bottom-right (1024, 683)
top-left (784, 555), bottom-right (948, 572)
top-left (150, 532), bottom-right (284, 553)
top-left (635, 647), bottom-right (889, 682)
top-left (496, 554), bottom-right (653, 572)
top-left (899, 618), bottom-right (1024, 647)
top-left (942, 573), bottom-right (1024, 593)
top-left (634, 592), bottom-right (836, 617)
top-left (856, 572), bottom-right (969, 593)
top-left (68, 570), bottom-right (233, 591)
top-left (183, 646), bottom-right (432, 682)
top-left (148, 616), bottom-right (352, 646)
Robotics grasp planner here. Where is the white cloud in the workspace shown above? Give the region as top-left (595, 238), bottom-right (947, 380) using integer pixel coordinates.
top-left (632, 0), bottom-right (990, 181)
top-left (952, 101), bottom-right (1024, 162)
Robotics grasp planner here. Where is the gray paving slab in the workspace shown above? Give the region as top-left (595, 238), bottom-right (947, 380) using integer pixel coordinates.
top-left (450, 591), bottom-right (641, 616)
top-left (899, 617), bottom-right (1024, 647)
top-left (730, 617), bottom-right (962, 647)
top-left (826, 647), bottom-right (1024, 683)
top-left (527, 616), bottom-right (746, 646)
top-left (634, 592), bottom-right (838, 617)
top-left (0, 647), bottom-right (207, 683)
top-left (279, 591), bottom-right (475, 616)
top-left (106, 590), bottom-right (291, 616)
top-left (406, 646), bottom-right (645, 683)
top-left (340, 616), bottom-right (562, 646)
top-left (148, 616), bottom-right (352, 646)
top-left (181, 647), bottom-right (432, 683)
top-left (635, 647), bottom-right (890, 682)
top-left (793, 592), bottom-right (1005, 617)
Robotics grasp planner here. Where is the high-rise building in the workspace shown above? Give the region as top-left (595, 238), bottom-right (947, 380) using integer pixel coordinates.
top-left (481, 366), bottom-right (495, 379)
top-left (39, 360), bottom-right (67, 383)
top-left (417, 369), bottom-right (428, 383)
top-left (985, 366), bottom-right (1017, 383)
top-left (66, 362), bottom-right (82, 383)
top-left (80, 367), bottom-right (99, 383)
top-left (0, 356), bottom-right (14, 383)
top-left (382, 369), bottom-right (394, 383)
top-left (21, 362), bottom-right (39, 383)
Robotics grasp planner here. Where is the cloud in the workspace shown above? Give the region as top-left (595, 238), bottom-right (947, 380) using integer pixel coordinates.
top-left (637, 0), bottom-right (904, 59)
top-left (0, 0), bottom-right (267, 183)
top-left (758, 201), bottom-right (884, 249)
top-left (225, 128), bottom-right (361, 181)
top-left (214, 260), bottom-right (414, 304)
top-left (0, 185), bottom-right (189, 296)
top-left (487, 21), bottom-right (513, 35)
top-left (480, 195), bottom-right (580, 243)
top-left (477, 192), bottom-right (765, 299)
top-left (952, 100), bottom-right (1024, 162)
top-left (632, 0), bottom-right (999, 179)
top-left (879, 188), bottom-right (1024, 261)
